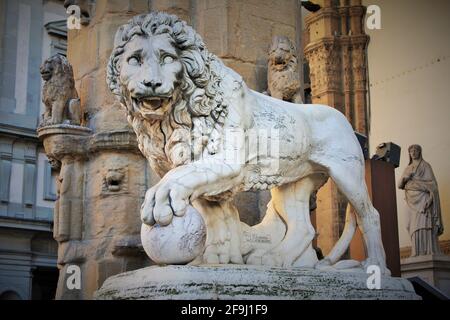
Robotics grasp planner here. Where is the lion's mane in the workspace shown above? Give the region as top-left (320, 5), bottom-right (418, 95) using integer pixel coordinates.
top-left (267, 37), bottom-right (301, 101)
top-left (43, 55), bottom-right (77, 103)
top-left (107, 12), bottom-right (229, 176)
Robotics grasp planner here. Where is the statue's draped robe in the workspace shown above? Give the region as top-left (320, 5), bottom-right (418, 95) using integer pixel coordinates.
top-left (400, 160), bottom-right (443, 256)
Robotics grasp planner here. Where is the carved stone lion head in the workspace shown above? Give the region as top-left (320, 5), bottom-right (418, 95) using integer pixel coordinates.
top-left (268, 36), bottom-right (297, 72)
top-left (107, 12), bottom-right (228, 173)
top-left (107, 12), bottom-right (223, 119)
top-left (40, 54), bottom-right (74, 84)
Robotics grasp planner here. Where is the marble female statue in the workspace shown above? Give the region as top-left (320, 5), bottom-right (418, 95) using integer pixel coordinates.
top-left (398, 144), bottom-right (444, 256)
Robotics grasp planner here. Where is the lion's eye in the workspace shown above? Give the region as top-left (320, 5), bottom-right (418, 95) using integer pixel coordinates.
top-left (128, 56), bottom-right (141, 66)
top-left (162, 55), bottom-right (174, 64)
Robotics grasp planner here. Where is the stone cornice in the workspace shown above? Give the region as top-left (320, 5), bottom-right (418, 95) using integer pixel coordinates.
top-left (37, 124), bottom-right (93, 138)
top-left (44, 20), bottom-right (68, 38)
top-left (400, 240), bottom-right (450, 259)
top-left (88, 130), bottom-right (140, 154)
top-left (350, 34), bottom-right (370, 46)
top-left (349, 6), bottom-right (366, 17)
top-left (304, 7), bottom-right (340, 27)
top-left (38, 125), bottom-right (142, 160)
top-left (311, 89), bottom-right (343, 97)
top-left (304, 37), bottom-right (340, 55)
top-left (304, 34), bottom-right (369, 56)
top-left (338, 6), bottom-right (349, 16)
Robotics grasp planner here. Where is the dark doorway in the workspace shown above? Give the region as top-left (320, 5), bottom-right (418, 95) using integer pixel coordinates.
top-left (31, 267), bottom-right (59, 300)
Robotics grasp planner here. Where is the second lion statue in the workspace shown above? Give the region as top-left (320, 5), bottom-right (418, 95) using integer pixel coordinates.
top-left (107, 12), bottom-right (389, 274)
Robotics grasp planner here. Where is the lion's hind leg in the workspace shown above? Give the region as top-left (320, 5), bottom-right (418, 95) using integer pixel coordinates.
top-left (259, 177), bottom-right (319, 268)
top-left (323, 160), bottom-right (390, 275)
top-left (244, 200), bottom-right (286, 265)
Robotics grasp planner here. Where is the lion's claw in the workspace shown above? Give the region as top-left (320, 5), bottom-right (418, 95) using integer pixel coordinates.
top-left (141, 188), bottom-right (156, 226)
top-left (141, 180), bottom-right (190, 226)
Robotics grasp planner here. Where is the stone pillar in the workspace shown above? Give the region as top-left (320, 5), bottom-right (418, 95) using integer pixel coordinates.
top-left (38, 0), bottom-right (155, 299)
top-left (38, 124), bottom-right (151, 299)
top-left (304, 1), bottom-right (370, 255)
top-left (37, 125), bottom-right (92, 299)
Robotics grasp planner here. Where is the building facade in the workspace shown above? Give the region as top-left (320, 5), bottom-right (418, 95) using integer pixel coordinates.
top-left (362, 0), bottom-right (450, 256)
top-left (0, 0), bottom-right (67, 300)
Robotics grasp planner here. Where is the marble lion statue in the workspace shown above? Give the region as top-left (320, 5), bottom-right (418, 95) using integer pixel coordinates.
top-left (107, 12), bottom-right (389, 274)
top-left (40, 54), bottom-right (81, 126)
top-left (266, 35), bottom-right (303, 104)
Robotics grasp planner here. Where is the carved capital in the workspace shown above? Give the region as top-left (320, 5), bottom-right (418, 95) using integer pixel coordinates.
top-left (305, 39), bottom-right (341, 95)
top-left (88, 130), bottom-right (140, 154)
top-left (304, 7), bottom-right (340, 28)
top-left (349, 5), bottom-right (366, 17)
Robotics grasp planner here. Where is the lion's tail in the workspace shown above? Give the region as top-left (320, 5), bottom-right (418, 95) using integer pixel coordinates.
top-left (324, 204), bottom-right (358, 264)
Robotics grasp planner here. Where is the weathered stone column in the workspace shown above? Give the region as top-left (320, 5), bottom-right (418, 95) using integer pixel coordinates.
top-left (304, 0), bottom-right (370, 255)
top-left (36, 0), bottom-right (159, 299)
top-left (37, 124), bottom-right (92, 299)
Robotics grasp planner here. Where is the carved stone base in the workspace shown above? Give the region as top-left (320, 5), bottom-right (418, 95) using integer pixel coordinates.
top-left (401, 254), bottom-right (450, 296)
top-left (95, 265), bottom-right (420, 300)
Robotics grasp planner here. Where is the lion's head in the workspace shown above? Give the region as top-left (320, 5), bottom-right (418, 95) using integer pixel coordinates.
top-left (107, 12), bottom-right (228, 175)
top-left (40, 54), bottom-right (75, 85)
top-left (268, 36), bottom-right (297, 72)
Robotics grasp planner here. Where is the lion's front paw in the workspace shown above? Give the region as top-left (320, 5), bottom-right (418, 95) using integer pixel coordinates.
top-left (140, 180), bottom-right (191, 226)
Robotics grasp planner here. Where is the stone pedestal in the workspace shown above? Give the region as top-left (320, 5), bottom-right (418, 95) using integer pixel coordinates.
top-left (401, 254), bottom-right (450, 296)
top-left (38, 124), bottom-right (151, 299)
top-left (95, 265), bottom-right (420, 300)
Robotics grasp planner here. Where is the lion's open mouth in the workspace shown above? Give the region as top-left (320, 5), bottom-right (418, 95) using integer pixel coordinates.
top-left (132, 96), bottom-right (172, 119)
top-left (140, 97), bottom-right (166, 110)
top-left (41, 71), bottom-right (52, 80)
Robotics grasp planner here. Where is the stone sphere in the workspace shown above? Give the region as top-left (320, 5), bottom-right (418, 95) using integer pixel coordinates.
top-left (141, 205), bottom-right (206, 264)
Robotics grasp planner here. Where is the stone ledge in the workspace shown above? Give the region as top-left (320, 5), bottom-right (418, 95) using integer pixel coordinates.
top-left (37, 124), bottom-right (93, 138)
top-left (95, 265), bottom-right (420, 300)
top-left (88, 130), bottom-right (140, 153)
top-left (400, 241), bottom-right (450, 259)
top-left (401, 254), bottom-right (450, 271)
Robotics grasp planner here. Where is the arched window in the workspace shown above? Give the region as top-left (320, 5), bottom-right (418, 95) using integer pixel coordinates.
top-left (0, 290), bottom-right (22, 300)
